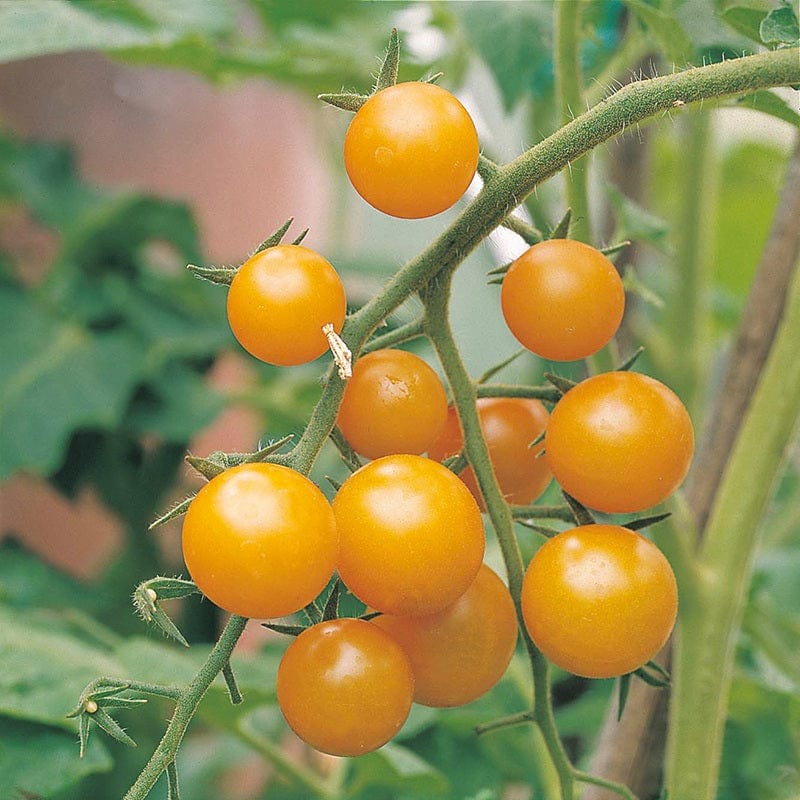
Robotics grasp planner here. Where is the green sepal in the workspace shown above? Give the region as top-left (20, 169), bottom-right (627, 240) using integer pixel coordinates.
top-left (325, 475), bottom-right (343, 492)
top-left (322, 581), bottom-right (341, 621)
top-left (186, 263), bottom-right (238, 286)
top-left (185, 436), bottom-right (294, 480)
top-left (562, 492), bottom-right (596, 526)
top-left (624, 512), bottom-right (671, 532)
top-left (516, 520), bottom-right (561, 538)
top-left (486, 261), bottom-right (513, 277)
top-left (423, 71), bottom-right (443, 85)
top-left (617, 346), bottom-right (645, 371)
top-left (329, 427), bottom-right (364, 473)
top-left (317, 92), bottom-right (370, 112)
top-left (528, 429), bottom-right (546, 449)
top-left (543, 371), bottom-right (577, 395)
top-left (291, 228), bottom-right (309, 246)
top-left (262, 621), bottom-right (307, 636)
top-left (476, 348), bottom-right (526, 384)
top-left (253, 218), bottom-right (294, 254)
top-left (149, 496), bottom-right (194, 530)
top-left (633, 660), bottom-right (671, 688)
top-left (90, 706), bottom-right (138, 749)
top-left (133, 577), bottom-right (198, 647)
top-left (601, 240), bottom-right (631, 258)
top-left (374, 28), bottom-right (400, 92)
top-left (549, 208), bottom-right (572, 239)
top-left (617, 673), bottom-right (632, 721)
top-left (78, 711), bottom-right (90, 759)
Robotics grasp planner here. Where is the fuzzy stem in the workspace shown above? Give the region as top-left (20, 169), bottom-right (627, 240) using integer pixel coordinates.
top-left (421, 276), bottom-right (574, 800)
top-left (554, 0), bottom-right (591, 242)
top-left (665, 256), bottom-right (800, 799)
top-left (123, 615), bottom-right (249, 800)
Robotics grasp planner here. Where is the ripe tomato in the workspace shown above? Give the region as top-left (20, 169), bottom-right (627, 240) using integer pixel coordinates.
top-left (545, 371), bottom-right (694, 513)
top-left (276, 618), bottom-right (414, 756)
top-left (226, 244), bottom-right (346, 366)
top-left (337, 348), bottom-right (448, 459)
top-left (343, 82), bottom-right (480, 219)
top-left (182, 463), bottom-right (337, 619)
top-left (333, 454), bottom-right (485, 616)
top-left (428, 397), bottom-right (551, 508)
top-left (373, 564), bottom-right (518, 707)
top-left (500, 239), bottom-right (625, 361)
top-left (521, 524), bottom-right (678, 678)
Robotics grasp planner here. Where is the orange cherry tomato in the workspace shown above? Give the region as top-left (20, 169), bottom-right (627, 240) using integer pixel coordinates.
top-left (337, 348), bottom-right (448, 459)
top-left (226, 244), bottom-right (346, 366)
top-left (344, 82), bottom-right (480, 219)
top-left (428, 397), bottom-right (551, 508)
top-left (545, 371), bottom-right (694, 513)
top-left (500, 239), bottom-right (625, 361)
top-left (521, 524), bottom-right (678, 678)
top-left (276, 618), bottom-right (414, 756)
top-left (373, 564), bottom-right (518, 707)
top-left (182, 463), bottom-right (337, 619)
top-left (333, 454), bottom-right (485, 616)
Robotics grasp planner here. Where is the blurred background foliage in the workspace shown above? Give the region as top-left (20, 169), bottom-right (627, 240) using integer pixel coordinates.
top-left (0, 1), bottom-right (798, 798)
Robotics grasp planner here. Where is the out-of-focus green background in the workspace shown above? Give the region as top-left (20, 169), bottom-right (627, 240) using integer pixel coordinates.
top-left (0, 2), bottom-right (798, 798)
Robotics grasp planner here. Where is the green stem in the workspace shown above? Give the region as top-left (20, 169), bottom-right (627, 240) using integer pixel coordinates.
top-left (665, 109), bottom-right (713, 418)
top-left (421, 276), bottom-right (574, 800)
top-left (574, 770), bottom-right (638, 800)
top-left (123, 614), bottom-right (249, 800)
top-left (665, 258), bottom-right (800, 799)
top-left (476, 382), bottom-right (561, 402)
top-left (554, 0), bottom-right (591, 242)
top-left (288, 49), bottom-right (799, 475)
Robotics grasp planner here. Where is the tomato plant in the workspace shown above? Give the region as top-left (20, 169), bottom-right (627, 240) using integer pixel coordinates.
top-left (337, 348), bottom-right (448, 459)
top-left (181, 462), bottom-right (337, 619)
top-left (428, 396), bottom-right (551, 508)
top-left (276, 618), bottom-right (414, 757)
top-left (333, 453), bottom-right (485, 616)
top-left (226, 244), bottom-right (346, 366)
top-left (500, 239), bottom-right (625, 361)
top-left (373, 563), bottom-right (518, 707)
top-left (343, 81), bottom-right (480, 219)
top-left (521, 524), bottom-right (678, 679)
top-left (545, 371), bottom-right (695, 513)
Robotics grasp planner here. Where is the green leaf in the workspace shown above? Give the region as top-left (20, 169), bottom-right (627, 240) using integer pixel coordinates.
top-left (0, 717), bottom-right (111, 798)
top-left (721, 6), bottom-right (769, 43)
top-left (606, 184), bottom-right (671, 250)
top-left (345, 741), bottom-right (450, 798)
top-left (734, 89), bottom-right (800, 128)
top-left (0, 283), bottom-right (146, 478)
top-left (0, 606), bottom-right (125, 729)
top-left (625, 0), bottom-right (694, 64)
top-left (760, 3), bottom-right (800, 44)
top-left (0, 0), bottom-right (234, 64)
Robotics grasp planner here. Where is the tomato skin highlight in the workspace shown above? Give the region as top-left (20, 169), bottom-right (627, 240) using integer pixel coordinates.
top-left (373, 564), bottom-right (518, 707)
top-left (500, 239), bottom-right (625, 361)
top-left (276, 618), bottom-right (414, 757)
top-left (226, 244), bottom-right (346, 366)
top-left (181, 463), bottom-right (337, 619)
top-left (545, 371), bottom-right (694, 513)
top-left (428, 397), bottom-right (551, 508)
top-left (521, 524), bottom-right (678, 678)
top-left (333, 454), bottom-right (485, 616)
top-left (337, 348), bottom-right (448, 459)
top-left (344, 82), bottom-right (479, 219)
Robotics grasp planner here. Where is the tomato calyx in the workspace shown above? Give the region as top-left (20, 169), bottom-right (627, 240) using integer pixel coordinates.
top-left (184, 436), bottom-right (295, 481)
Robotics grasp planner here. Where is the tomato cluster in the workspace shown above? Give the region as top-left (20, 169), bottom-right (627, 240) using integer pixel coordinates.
top-left (180, 63), bottom-right (693, 759)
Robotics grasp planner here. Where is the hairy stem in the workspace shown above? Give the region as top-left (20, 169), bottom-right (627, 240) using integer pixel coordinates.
top-left (554, 0), bottom-right (591, 242)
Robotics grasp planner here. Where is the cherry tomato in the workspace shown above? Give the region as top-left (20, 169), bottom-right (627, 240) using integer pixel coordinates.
top-left (500, 239), bottom-right (625, 361)
top-left (226, 244), bottom-right (346, 366)
top-left (333, 454), bottom-right (485, 616)
top-left (428, 397), bottom-right (551, 508)
top-left (344, 82), bottom-right (480, 219)
top-left (373, 564), bottom-right (518, 707)
top-left (182, 463), bottom-right (337, 619)
top-left (521, 524), bottom-right (678, 678)
top-left (545, 371), bottom-right (694, 513)
top-left (276, 618), bottom-right (414, 756)
top-left (337, 348), bottom-right (448, 459)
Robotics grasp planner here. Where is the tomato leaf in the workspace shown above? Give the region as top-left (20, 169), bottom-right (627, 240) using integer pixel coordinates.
top-left (759, 3), bottom-right (800, 44)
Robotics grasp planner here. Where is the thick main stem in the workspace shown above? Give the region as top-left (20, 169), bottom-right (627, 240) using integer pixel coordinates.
top-left (666, 257), bottom-right (800, 799)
